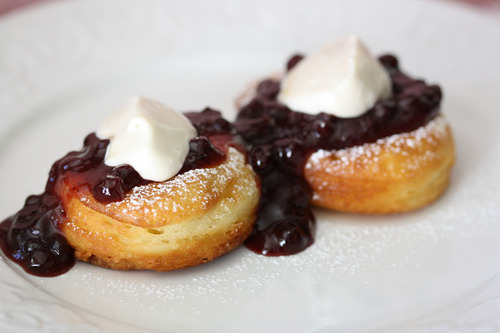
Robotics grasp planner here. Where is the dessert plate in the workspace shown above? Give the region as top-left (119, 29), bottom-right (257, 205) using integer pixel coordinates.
top-left (1, 0), bottom-right (500, 332)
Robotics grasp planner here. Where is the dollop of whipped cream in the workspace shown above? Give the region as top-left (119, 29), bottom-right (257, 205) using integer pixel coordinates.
top-left (278, 35), bottom-right (392, 118)
top-left (97, 96), bottom-right (197, 182)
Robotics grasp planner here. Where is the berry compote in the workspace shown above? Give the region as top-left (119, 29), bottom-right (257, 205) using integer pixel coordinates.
top-left (235, 54), bottom-right (442, 256)
top-left (0, 108), bottom-right (232, 276)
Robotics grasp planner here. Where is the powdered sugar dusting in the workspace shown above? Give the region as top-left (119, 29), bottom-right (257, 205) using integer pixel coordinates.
top-left (103, 148), bottom-right (251, 226)
top-left (306, 115), bottom-right (450, 177)
top-left (378, 115), bottom-right (448, 147)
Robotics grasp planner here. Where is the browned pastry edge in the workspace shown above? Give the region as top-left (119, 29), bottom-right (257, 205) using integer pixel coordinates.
top-left (304, 115), bottom-right (455, 214)
top-left (60, 148), bottom-right (259, 271)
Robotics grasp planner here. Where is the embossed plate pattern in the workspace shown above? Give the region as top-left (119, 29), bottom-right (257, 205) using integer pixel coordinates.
top-left (1, 0), bottom-right (500, 332)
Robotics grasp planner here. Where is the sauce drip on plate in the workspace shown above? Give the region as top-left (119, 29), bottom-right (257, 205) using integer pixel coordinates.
top-left (235, 54), bottom-right (441, 255)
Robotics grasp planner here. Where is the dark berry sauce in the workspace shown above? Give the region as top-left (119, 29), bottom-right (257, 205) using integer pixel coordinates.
top-left (0, 109), bottom-right (231, 277)
top-left (0, 53), bottom-right (443, 275)
top-left (181, 108), bottom-right (236, 172)
top-left (235, 54), bottom-right (442, 256)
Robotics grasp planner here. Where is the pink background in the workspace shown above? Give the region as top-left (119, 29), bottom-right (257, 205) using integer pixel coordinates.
top-left (0, 0), bottom-right (500, 16)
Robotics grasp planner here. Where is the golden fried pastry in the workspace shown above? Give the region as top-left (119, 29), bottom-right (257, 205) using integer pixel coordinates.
top-left (235, 47), bottom-right (455, 215)
top-left (60, 148), bottom-right (259, 271)
top-left (304, 116), bottom-right (455, 214)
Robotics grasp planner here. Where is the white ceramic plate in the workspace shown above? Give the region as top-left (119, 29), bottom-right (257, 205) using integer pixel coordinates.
top-left (1, 0), bottom-right (500, 332)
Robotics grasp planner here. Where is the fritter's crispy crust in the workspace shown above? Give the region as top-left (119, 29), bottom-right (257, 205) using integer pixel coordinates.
top-left (60, 148), bottom-right (259, 271)
top-left (304, 115), bottom-right (455, 214)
